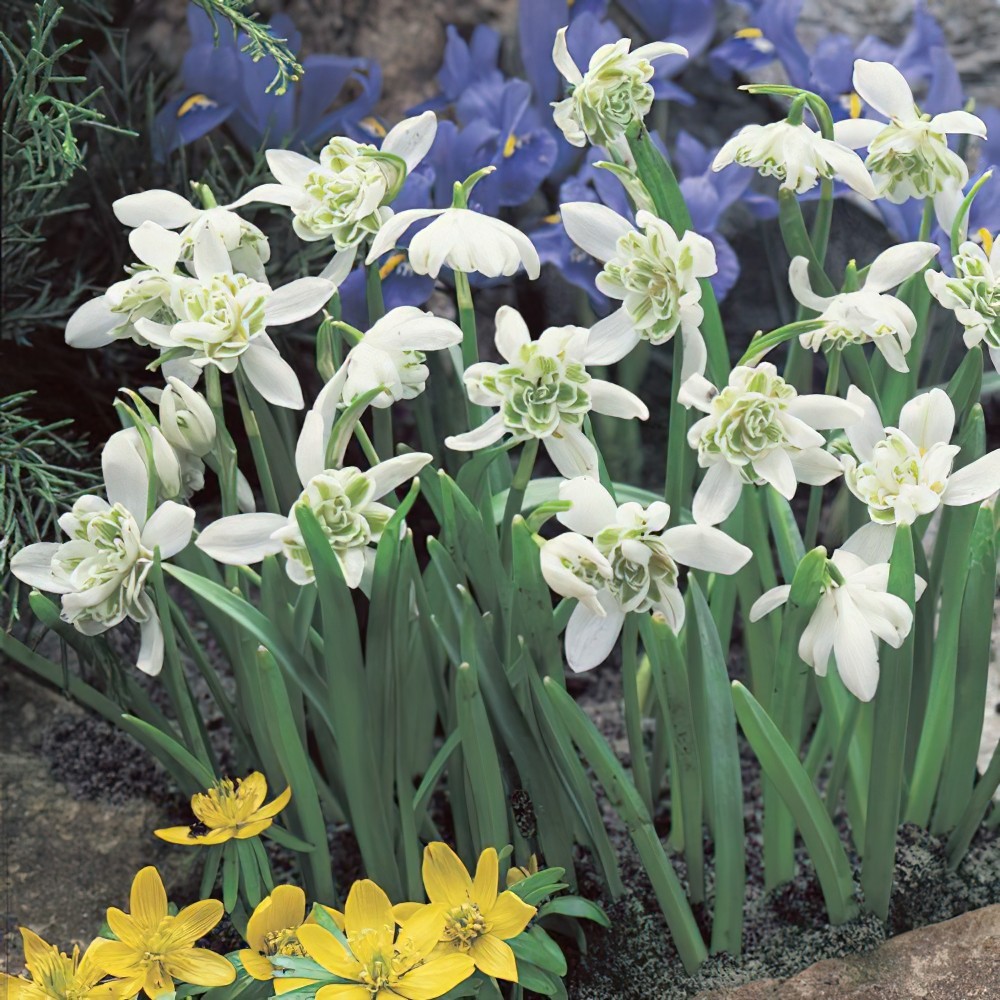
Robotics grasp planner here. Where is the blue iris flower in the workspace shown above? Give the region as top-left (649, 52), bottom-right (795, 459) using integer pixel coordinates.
top-left (153, 4), bottom-right (381, 159)
top-left (336, 258), bottom-right (436, 330)
top-left (412, 24), bottom-right (504, 111)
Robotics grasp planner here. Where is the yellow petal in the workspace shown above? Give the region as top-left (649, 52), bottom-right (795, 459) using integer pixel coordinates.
top-left (236, 949), bottom-right (274, 981)
top-left (78, 939), bottom-right (117, 989)
top-left (316, 986), bottom-right (370, 1000)
top-left (308, 905), bottom-right (345, 930)
top-left (421, 843), bottom-right (472, 907)
top-left (18, 928), bottom-right (53, 978)
top-left (1, 973), bottom-right (23, 1000)
top-left (295, 925), bottom-right (362, 981)
top-left (471, 848), bottom-right (499, 913)
top-left (391, 901), bottom-right (423, 925)
top-left (393, 955), bottom-right (476, 1000)
top-left (486, 891), bottom-right (536, 940)
top-left (239, 772), bottom-right (269, 814)
top-left (90, 942), bottom-right (142, 978)
top-left (165, 949), bottom-right (235, 988)
top-left (343, 880), bottom-right (394, 960)
top-left (274, 976), bottom-right (317, 995)
top-left (129, 867), bottom-right (168, 929)
top-left (168, 900), bottom-right (224, 948)
top-left (396, 904), bottom-right (446, 962)
top-left (143, 962), bottom-right (174, 998)
top-left (234, 819), bottom-right (274, 840)
top-left (154, 826), bottom-right (230, 846)
top-left (246, 885), bottom-right (305, 950)
top-left (253, 785), bottom-right (292, 821)
top-left (469, 934), bottom-right (519, 982)
top-left (105, 910), bottom-right (146, 950)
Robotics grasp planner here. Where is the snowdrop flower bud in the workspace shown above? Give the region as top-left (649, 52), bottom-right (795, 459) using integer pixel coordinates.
top-left (551, 29), bottom-right (687, 150)
top-left (926, 236), bottom-right (1000, 374)
top-left (560, 203), bottom-right (717, 376)
top-left (712, 121), bottom-right (876, 198)
top-left (105, 427), bottom-right (184, 504)
top-left (159, 377), bottom-right (216, 456)
top-left (833, 60), bottom-right (986, 211)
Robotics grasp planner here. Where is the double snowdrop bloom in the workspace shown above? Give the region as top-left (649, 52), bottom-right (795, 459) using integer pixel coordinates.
top-left (750, 549), bottom-right (918, 702)
top-left (712, 120), bottom-right (876, 198)
top-left (444, 306), bottom-right (648, 479)
top-left (366, 197), bottom-right (541, 280)
top-left (679, 364), bottom-right (861, 526)
top-left (238, 112), bottom-right (437, 253)
top-left (560, 202), bottom-right (716, 376)
top-left (133, 227), bottom-right (333, 409)
top-left (197, 400), bottom-right (431, 587)
top-left (113, 188), bottom-right (270, 280)
top-left (10, 435), bottom-right (195, 675)
top-left (841, 386), bottom-right (1000, 560)
top-left (551, 29), bottom-right (687, 152)
top-left (541, 477), bottom-right (752, 671)
top-left (789, 242), bottom-right (940, 372)
top-left (834, 59), bottom-right (987, 209)
top-left (926, 237), bottom-right (1000, 373)
top-left (316, 306), bottom-right (463, 410)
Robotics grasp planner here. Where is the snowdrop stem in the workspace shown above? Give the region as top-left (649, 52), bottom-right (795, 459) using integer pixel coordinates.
top-left (235, 373), bottom-right (280, 514)
top-left (778, 189), bottom-right (835, 298)
top-left (316, 313), bottom-right (342, 383)
top-left (949, 170), bottom-right (993, 256)
top-left (453, 268), bottom-right (486, 428)
top-left (737, 319), bottom-right (827, 366)
top-left (364, 264), bottom-right (394, 459)
top-left (113, 398), bottom-right (158, 521)
top-left (665, 335), bottom-right (692, 514)
top-left (500, 438), bottom-right (539, 565)
top-left (205, 366), bottom-right (240, 527)
top-left (620, 615), bottom-right (654, 815)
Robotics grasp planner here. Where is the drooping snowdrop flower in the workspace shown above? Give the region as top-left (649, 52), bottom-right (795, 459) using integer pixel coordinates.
top-left (560, 202), bottom-right (716, 376)
top-left (679, 363), bottom-right (861, 525)
top-left (926, 236), bottom-right (1000, 373)
top-left (9, 434), bottom-right (195, 675)
top-left (712, 121), bottom-right (876, 198)
top-left (366, 198), bottom-right (541, 280)
top-left (156, 376), bottom-right (217, 457)
top-left (551, 28), bottom-right (688, 152)
top-left (133, 228), bottom-right (334, 409)
top-left (236, 112), bottom-right (438, 252)
top-left (197, 405), bottom-right (431, 587)
top-left (789, 242), bottom-right (940, 372)
top-left (750, 549), bottom-right (918, 701)
top-left (833, 60), bottom-right (986, 211)
top-left (315, 306), bottom-right (463, 410)
top-left (113, 188), bottom-right (271, 280)
top-left (540, 476), bottom-right (751, 671)
top-left (840, 386), bottom-right (1000, 560)
top-left (444, 306), bottom-right (648, 479)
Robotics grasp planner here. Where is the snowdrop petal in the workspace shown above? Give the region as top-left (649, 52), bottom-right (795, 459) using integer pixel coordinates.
top-left (444, 413), bottom-right (507, 451)
top-left (228, 183), bottom-right (303, 209)
top-left (557, 476), bottom-right (619, 536)
top-left (832, 591), bottom-right (880, 701)
top-left (788, 257), bottom-right (830, 313)
top-left (265, 277), bottom-right (334, 325)
top-left (660, 524), bottom-right (752, 574)
top-left (855, 589), bottom-right (912, 648)
top-left (382, 111), bottom-right (438, 171)
top-left (102, 432), bottom-right (150, 526)
top-left (366, 209), bottom-right (442, 264)
top-left (319, 248), bottom-right (356, 286)
top-left (583, 307), bottom-right (640, 365)
top-left (136, 609), bottom-right (165, 676)
top-left (853, 59), bottom-right (916, 123)
top-left (367, 453), bottom-right (433, 500)
top-left (113, 189), bottom-right (199, 229)
top-left (821, 141), bottom-right (877, 199)
top-left (560, 202), bottom-right (634, 262)
top-left (865, 242), bottom-right (939, 294)
top-left (789, 448), bottom-right (844, 486)
top-left (832, 117), bottom-right (884, 150)
top-left (844, 386), bottom-right (885, 461)
top-left (552, 27), bottom-right (583, 85)
top-left (753, 448), bottom-right (797, 499)
top-left (787, 394), bottom-right (862, 430)
top-left (544, 424), bottom-right (599, 479)
top-left (193, 227), bottom-right (232, 278)
top-left (66, 296), bottom-right (121, 348)
top-left (141, 501), bottom-right (195, 559)
top-left (927, 110), bottom-right (987, 137)
top-left (588, 380), bottom-right (648, 420)
top-left (565, 593), bottom-right (625, 672)
top-left (798, 595), bottom-right (836, 675)
top-left (196, 513), bottom-right (288, 564)
top-left (241, 338), bottom-right (304, 410)
top-left (898, 388), bottom-right (954, 450)
top-left (749, 584), bottom-right (792, 622)
top-left (10, 543), bottom-right (68, 594)
top-left (840, 522), bottom-right (896, 564)
top-left (692, 462), bottom-right (743, 526)
top-left (942, 451), bottom-right (1000, 506)
top-left (129, 222), bottom-right (183, 274)
top-left (631, 41), bottom-right (688, 62)
top-left (495, 305), bottom-right (531, 360)
top-left (265, 148), bottom-right (318, 188)
top-left (677, 373), bottom-right (717, 414)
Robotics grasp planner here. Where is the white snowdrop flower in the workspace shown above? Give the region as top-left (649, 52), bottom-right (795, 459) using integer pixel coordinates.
top-left (789, 242), bottom-right (940, 372)
top-left (9, 434), bottom-right (195, 675)
top-left (444, 306), bottom-right (648, 480)
top-left (551, 28), bottom-right (687, 152)
top-left (157, 376), bottom-right (216, 457)
top-left (926, 235), bottom-right (1000, 374)
top-left (366, 198), bottom-right (540, 280)
top-left (197, 407), bottom-right (431, 588)
top-left (750, 549), bottom-right (919, 702)
top-left (839, 386), bottom-right (1000, 560)
top-left (235, 112), bottom-right (437, 256)
top-left (315, 306), bottom-right (463, 410)
top-left (543, 476), bottom-right (751, 671)
top-left (679, 363), bottom-right (861, 526)
top-left (712, 120), bottom-right (876, 198)
top-left (833, 59), bottom-right (986, 211)
top-left (133, 227), bottom-right (334, 409)
top-left (560, 202), bottom-right (717, 376)
top-left (113, 188), bottom-right (271, 280)
top-left (104, 425), bottom-right (190, 504)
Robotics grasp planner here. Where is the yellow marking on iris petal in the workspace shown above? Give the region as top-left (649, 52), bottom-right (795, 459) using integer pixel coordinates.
top-left (361, 115), bottom-right (387, 137)
top-left (979, 228), bottom-right (994, 254)
top-left (379, 252), bottom-right (407, 279)
top-left (849, 92), bottom-right (862, 119)
top-left (177, 93), bottom-right (218, 117)
top-left (543, 212), bottom-right (561, 224)
top-left (735, 27), bottom-right (764, 39)
top-left (503, 133), bottom-right (518, 158)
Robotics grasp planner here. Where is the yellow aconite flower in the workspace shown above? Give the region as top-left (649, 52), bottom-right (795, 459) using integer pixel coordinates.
top-left (238, 885), bottom-right (345, 994)
top-left (155, 772), bottom-right (291, 845)
top-left (296, 880), bottom-right (474, 1000)
top-left (94, 866), bottom-right (235, 999)
top-left (1, 929), bottom-right (124, 1000)
top-left (505, 855), bottom-right (539, 888)
top-left (397, 845), bottom-right (536, 983)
